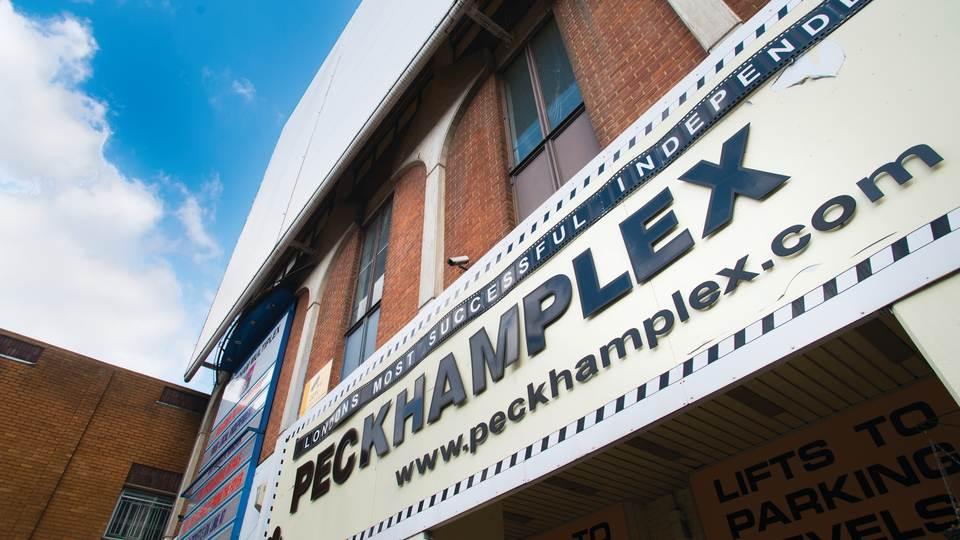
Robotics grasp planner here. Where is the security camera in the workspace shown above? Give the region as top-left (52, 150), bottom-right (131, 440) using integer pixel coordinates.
top-left (447, 255), bottom-right (469, 269)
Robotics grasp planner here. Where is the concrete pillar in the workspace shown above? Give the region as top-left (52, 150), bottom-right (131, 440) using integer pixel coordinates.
top-left (667, 0), bottom-right (740, 51)
top-left (891, 272), bottom-right (960, 404)
top-left (279, 232), bottom-right (348, 429)
top-left (418, 163), bottom-right (446, 307)
top-left (280, 301), bottom-right (320, 428)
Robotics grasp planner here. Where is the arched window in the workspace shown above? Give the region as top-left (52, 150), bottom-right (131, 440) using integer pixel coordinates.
top-left (504, 19), bottom-right (600, 220)
top-left (341, 200), bottom-right (392, 379)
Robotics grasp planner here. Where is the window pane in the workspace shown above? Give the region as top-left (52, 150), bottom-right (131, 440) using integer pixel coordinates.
top-left (504, 53), bottom-right (543, 164)
top-left (513, 148), bottom-right (556, 221)
top-left (531, 20), bottom-right (582, 130)
top-left (353, 263), bottom-right (371, 322)
top-left (371, 203), bottom-right (391, 305)
top-left (358, 222), bottom-right (378, 271)
top-left (342, 326), bottom-right (364, 379)
top-left (352, 252), bottom-right (376, 324)
top-left (360, 307), bottom-right (380, 363)
top-left (353, 202), bottom-right (392, 322)
top-left (371, 248), bottom-right (387, 305)
top-left (552, 109), bottom-right (601, 183)
top-left (377, 202), bottom-right (392, 249)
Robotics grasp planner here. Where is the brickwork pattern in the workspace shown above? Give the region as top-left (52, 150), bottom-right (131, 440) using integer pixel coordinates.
top-left (553, 0), bottom-right (708, 148)
top-left (726, 0), bottom-right (767, 21)
top-left (377, 164), bottom-right (426, 345)
top-left (443, 76), bottom-right (515, 288)
top-left (0, 330), bottom-right (205, 540)
top-left (259, 288), bottom-right (310, 462)
top-left (306, 228), bottom-right (362, 391)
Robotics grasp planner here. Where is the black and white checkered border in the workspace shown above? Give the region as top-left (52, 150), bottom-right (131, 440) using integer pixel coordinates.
top-left (286, 0), bottom-right (805, 443)
top-left (261, 444), bottom-right (287, 538)
top-left (341, 209), bottom-right (960, 540)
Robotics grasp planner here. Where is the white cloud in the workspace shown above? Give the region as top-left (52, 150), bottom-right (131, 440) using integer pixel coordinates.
top-left (230, 77), bottom-right (256, 102)
top-left (163, 171), bottom-right (222, 261)
top-left (0, 1), bottom-right (213, 390)
top-left (177, 193), bottom-right (222, 262)
top-left (202, 67), bottom-right (256, 108)
top-left (200, 172), bottom-right (223, 202)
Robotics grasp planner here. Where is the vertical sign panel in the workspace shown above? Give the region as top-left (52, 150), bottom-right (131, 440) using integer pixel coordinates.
top-left (180, 307), bottom-right (294, 540)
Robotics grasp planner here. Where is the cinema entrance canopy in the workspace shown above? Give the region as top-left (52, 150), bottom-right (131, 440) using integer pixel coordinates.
top-left (475, 314), bottom-right (958, 540)
top-left (264, 0), bottom-right (960, 539)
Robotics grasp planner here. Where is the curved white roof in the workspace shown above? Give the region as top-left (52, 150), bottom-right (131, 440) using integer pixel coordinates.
top-left (188, 0), bottom-right (460, 378)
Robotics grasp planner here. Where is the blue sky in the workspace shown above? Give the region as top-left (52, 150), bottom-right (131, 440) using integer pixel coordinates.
top-left (0, 0), bottom-right (359, 389)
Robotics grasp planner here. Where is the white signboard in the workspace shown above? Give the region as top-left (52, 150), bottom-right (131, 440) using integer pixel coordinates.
top-left (271, 1), bottom-right (960, 538)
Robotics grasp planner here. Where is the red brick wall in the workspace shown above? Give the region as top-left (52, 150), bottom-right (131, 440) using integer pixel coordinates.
top-left (443, 76), bottom-right (515, 288)
top-left (377, 164), bottom-right (426, 345)
top-left (553, 0), bottom-right (708, 147)
top-left (306, 228), bottom-right (361, 390)
top-left (259, 288), bottom-right (310, 462)
top-left (725, 0), bottom-right (766, 21)
top-left (441, 0), bottom-right (715, 289)
top-left (0, 330), bottom-right (205, 539)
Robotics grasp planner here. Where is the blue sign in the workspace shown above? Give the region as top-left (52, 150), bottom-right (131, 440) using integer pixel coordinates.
top-left (180, 305), bottom-right (295, 540)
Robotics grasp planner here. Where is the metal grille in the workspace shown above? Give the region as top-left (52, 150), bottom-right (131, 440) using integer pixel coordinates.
top-left (104, 489), bottom-right (173, 540)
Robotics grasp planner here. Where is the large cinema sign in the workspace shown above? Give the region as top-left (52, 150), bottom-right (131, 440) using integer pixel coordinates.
top-left (179, 310), bottom-right (294, 540)
top-left (273, 0), bottom-right (960, 538)
top-left (295, 0), bottom-right (872, 459)
top-left (287, 135), bottom-right (943, 509)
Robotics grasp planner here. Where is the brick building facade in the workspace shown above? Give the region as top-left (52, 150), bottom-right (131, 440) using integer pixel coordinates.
top-left (175, 1), bottom-right (960, 539)
top-left (274, 0), bottom-right (771, 440)
top-left (0, 329), bottom-right (207, 540)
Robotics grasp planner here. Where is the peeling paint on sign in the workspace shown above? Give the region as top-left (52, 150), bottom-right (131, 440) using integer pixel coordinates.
top-left (772, 40), bottom-right (845, 91)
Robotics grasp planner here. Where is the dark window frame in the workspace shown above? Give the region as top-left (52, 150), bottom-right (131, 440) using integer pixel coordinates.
top-left (500, 17), bottom-right (597, 221)
top-left (509, 101), bottom-right (587, 176)
top-left (156, 386), bottom-right (207, 414)
top-left (125, 463), bottom-right (184, 495)
top-left (341, 199), bottom-right (393, 380)
top-left (0, 334), bottom-right (43, 365)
